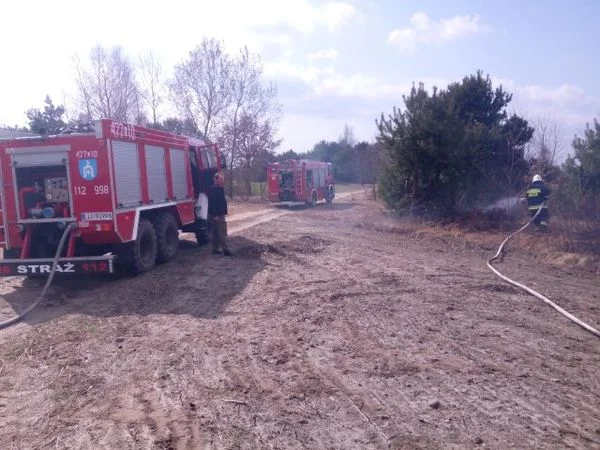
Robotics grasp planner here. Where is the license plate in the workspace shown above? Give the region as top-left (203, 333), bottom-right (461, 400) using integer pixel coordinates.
top-left (0, 257), bottom-right (114, 276)
top-left (81, 212), bottom-right (113, 221)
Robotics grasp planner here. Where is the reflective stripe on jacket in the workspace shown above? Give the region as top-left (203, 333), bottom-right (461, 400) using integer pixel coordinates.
top-left (526, 181), bottom-right (551, 210)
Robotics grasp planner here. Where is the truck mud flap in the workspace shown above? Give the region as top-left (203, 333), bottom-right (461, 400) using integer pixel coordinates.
top-left (0, 255), bottom-right (115, 276)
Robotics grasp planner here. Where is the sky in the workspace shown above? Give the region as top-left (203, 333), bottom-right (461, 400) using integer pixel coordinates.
top-left (0, 0), bottom-right (598, 159)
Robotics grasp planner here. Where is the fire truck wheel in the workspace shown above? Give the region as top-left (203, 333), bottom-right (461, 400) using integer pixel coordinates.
top-left (131, 218), bottom-right (157, 274)
top-left (153, 212), bottom-right (180, 263)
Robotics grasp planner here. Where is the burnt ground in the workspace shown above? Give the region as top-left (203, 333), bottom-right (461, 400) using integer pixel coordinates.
top-left (0, 191), bottom-right (599, 449)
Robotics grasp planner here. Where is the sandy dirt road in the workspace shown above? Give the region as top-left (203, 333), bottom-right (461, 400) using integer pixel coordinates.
top-left (0, 190), bottom-right (599, 449)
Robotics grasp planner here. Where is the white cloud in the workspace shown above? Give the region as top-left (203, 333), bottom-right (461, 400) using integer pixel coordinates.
top-left (266, 60), bottom-right (447, 100)
top-left (308, 48), bottom-right (340, 60)
top-left (493, 78), bottom-right (591, 112)
top-left (388, 12), bottom-right (487, 54)
top-left (521, 85), bottom-right (586, 105)
top-left (319, 2), bottom-right (358, 31)
top-left (211, 0), bottom-right (357, 34)
top-left (264, 61), bottom-right (335, 84)
top-left (314, 73), bottom-right (407, 98)
top-left (387, 29), bottom-right (419, 54)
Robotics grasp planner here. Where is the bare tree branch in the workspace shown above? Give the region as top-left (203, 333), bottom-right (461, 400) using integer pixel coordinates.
top-left (169, 38), bottom-right (232, 139)
top-left (73, 45), bottom-right (141, 123)
top-left (527, 113), bottom-right (564, 175)
top-left (219, 46), bottom-right (281, 197)
top-left (231, 113), bottom-right (282, 197)
top-left (138, 50), bottom-right (163, 125)
top-left (339, 124), bottom-right (356, 147)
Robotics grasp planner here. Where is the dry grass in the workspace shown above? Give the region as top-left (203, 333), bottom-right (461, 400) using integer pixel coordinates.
top-left (354, 195), bottom-right (600, 275)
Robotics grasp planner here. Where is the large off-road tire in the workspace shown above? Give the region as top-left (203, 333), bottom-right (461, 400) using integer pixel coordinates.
top-left (131, 218), bottom-right (157, 274)
top-left (153, 212), bottom-right (179, 263)
top-left (193, 219), bottom-right (210, 246)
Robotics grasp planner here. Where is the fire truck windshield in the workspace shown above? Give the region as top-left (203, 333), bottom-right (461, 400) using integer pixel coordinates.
top-left (281, 172), bottom-right (293, 188)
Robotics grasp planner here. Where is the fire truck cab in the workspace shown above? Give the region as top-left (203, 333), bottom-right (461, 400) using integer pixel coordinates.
top-left (0, 119), bottom-right (222, 276)
top-left (267, 159), bottom-right (335, 207)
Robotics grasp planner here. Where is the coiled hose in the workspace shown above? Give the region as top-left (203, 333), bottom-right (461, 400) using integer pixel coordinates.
top-left (0, 222), bottom-right (77, 330)
top-left (487, 205), bottom-right (600, 339)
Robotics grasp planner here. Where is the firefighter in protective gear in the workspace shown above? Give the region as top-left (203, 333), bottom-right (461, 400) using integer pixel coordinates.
top-left (525, 174), bottom-right (551, 231)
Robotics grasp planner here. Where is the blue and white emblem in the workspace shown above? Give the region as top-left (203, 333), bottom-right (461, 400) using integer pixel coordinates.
top-left (79, 159), bottom-right (97, 181)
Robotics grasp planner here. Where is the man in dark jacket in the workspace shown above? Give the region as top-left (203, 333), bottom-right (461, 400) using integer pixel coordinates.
top-left (208, 171), bottom-right (233, 256)
top-left (525, 174), bottom-right (551, 232)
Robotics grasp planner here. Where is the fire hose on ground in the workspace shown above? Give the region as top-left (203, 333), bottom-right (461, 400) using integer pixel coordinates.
top-left (487, 204), bottom-right (600, 339)
top-left (0, 222), bottom-right (77, 330)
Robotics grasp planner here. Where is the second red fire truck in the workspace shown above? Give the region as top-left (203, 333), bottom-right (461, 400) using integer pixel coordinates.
top-left (267, 159), bottom-right (335, 207)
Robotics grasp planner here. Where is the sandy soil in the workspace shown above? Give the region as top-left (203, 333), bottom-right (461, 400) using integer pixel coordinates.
top-left (1, 190), bottom-right (599, 449)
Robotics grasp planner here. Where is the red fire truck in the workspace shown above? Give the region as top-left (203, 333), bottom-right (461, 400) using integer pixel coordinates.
top-left (267, 159), bottom-right (335, 207)
top-left (0, 119), bottom-right (223, 276)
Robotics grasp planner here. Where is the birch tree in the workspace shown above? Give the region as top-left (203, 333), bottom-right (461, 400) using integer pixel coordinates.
top-left (169, 38), bottom-right (232, 139)
top-left (138, 50), bottom-right (163, 125)
top-left (74, 45), bottom-right (141, 123)
top-left (220, 47), bottom-right (281, 197)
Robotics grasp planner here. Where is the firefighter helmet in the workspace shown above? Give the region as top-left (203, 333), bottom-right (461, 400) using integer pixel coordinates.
top-left (533, 174), bottom-right (543, 182)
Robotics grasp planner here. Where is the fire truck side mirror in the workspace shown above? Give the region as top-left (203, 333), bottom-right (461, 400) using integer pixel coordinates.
top-left (221, 159), bottom-right (227, 170)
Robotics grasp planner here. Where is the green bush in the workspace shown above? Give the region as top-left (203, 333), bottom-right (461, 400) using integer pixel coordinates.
top-left (555, 118), bottom-right (600, 225)
top-left (377, 71), bottom-right (533, 217)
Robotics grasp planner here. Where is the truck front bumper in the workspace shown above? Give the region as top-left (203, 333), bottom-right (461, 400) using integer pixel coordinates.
top-left (270, 201), bottom-right (307, 207)
top-left (0, 255), bottom-right (115, 276)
